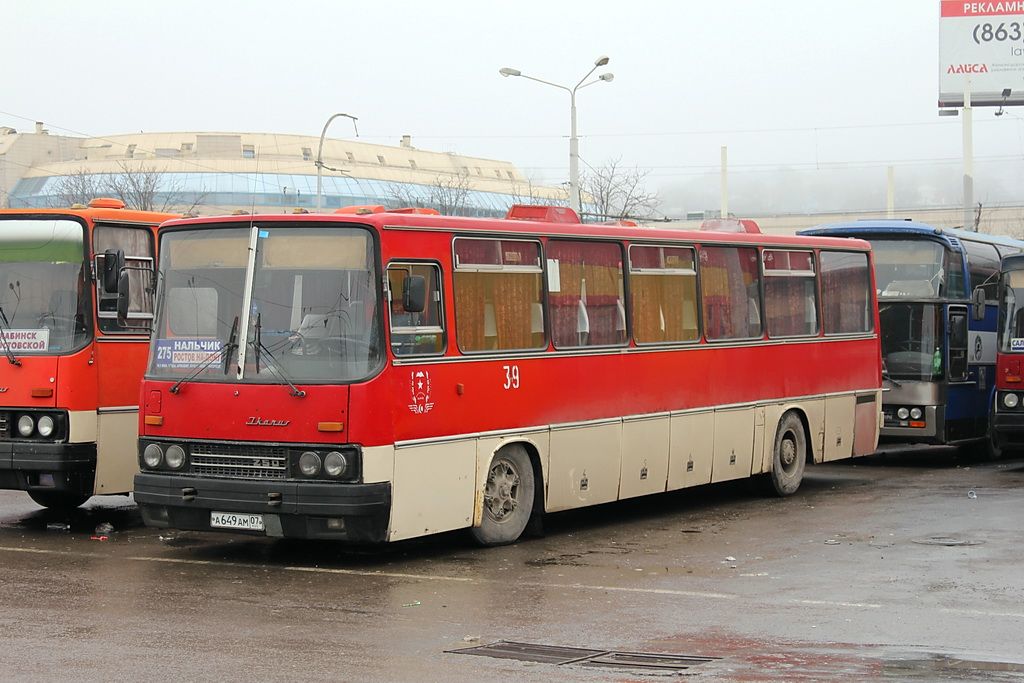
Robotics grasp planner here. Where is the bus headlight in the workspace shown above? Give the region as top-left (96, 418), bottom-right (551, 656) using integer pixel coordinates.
top-left (36, 415), bottom-right (55, 438)
top-left (897, 407), bottom-right (910, 420)
top-left (299, 451), bottom-right (321, 476)
top-left (909, 407), bottom-right (922, 420)
top-left (324, 451), bottom-right (348, 477)
top-left (143, 443), bottom-right (164, 468)
top-left (17, 415), bottom-right (34, 437)
top-left (164, 445), bottom-right (186, 470)
top-left (1004, 393), bottom-right (1019, 409)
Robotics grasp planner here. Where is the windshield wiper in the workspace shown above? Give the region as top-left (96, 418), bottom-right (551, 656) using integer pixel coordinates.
top-left (0, 305), bottom-right (21, 366)
top-left (254, 313), bottom-right (262, 375)
top-left (169, 316), bottom-right (239, 394)
top-left (222, 316), bottom-right (240, 376)
top-left (248, 337), bottom-right (306, 398)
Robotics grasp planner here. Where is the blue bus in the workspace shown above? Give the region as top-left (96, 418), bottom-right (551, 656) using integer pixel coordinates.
top-left (801, 220), bottom-right (1024, 454)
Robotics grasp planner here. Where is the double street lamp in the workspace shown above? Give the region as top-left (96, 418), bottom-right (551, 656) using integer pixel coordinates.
top-left (499, 56), bottom-right (614, 213)
top-left (315, 112), bottom-right (359, 212)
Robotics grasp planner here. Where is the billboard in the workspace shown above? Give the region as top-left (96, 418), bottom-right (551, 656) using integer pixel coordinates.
top-left (939, 1), bottom-right (1024, 107)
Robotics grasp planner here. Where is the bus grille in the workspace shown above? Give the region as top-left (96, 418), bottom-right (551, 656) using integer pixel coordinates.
top-left (189, 443), bottom-right (288, 480)
top-left (0, 412), bottom-right (8, 438)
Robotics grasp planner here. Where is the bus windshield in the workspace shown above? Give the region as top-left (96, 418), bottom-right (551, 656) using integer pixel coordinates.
top-left (1000, 269), bottom-right (1024, 352)
top-left (0, 219), bottom-right (90, 354)
top-left (868, 239), bottom-right (961, 299)
top-left (879, 302), bottom-right (943, 380)
top-left (150, 224), bottom-right (383, 384)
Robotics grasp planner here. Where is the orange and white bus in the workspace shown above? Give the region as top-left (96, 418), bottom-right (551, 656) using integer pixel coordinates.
top-left (0, 199), bottom-right (177, 510)
top-left (132, 206), bottom-right (881, 545)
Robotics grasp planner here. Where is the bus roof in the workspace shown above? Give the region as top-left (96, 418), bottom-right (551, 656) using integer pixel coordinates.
top-left (800, 219), bottom-right (1024, 251)
top-left (159, 210), bottom-right (872, 252)
top-left (0, 202), bottom-right (178, 225)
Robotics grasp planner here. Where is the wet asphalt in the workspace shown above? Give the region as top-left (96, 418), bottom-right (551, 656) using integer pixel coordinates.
top-left (1, 447), bottom-right (1023, 682)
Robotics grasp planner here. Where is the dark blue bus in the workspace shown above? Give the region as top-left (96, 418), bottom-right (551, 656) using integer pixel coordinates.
top-left (801, 220), bottom-right (1024, 453)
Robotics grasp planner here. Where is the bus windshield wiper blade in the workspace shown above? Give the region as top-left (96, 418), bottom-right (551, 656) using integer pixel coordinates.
top-left (254, 313), bottom-right (261, 375)
top-left (169, 316), bottom-right (239, 394)
top-left (222, 316), bottom-right (240, 375)
top-left (0, 306), bottom-right (21, 366)
top-left (249, 338), bottom-right (306, 398)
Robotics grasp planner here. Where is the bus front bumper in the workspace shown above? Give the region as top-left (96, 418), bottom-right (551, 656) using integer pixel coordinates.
top-left (0, 442), bottom-right (96, 494)
top-left (879, 405), bottom-right (944, 444)
top-left (134, 473), bottom-right (391, 543)
top-left (991, 412), bottom-right (1024, 450)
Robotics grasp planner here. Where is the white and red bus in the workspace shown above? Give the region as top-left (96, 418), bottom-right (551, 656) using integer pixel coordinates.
top-left (0, 199), bottom-right (178, 509)
top-left (132, 206), bottom-right (881, 545)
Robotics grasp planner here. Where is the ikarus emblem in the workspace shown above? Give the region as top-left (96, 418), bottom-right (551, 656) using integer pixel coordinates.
top-left (409, 370), bottom-right (434, 414)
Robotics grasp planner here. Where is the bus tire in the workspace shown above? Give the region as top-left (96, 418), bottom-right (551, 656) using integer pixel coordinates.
top-left (470, 444), bottom-right (535, 546)
top-left (766, 412), bottom-right (807, 497)
top-left (27, 490), bottom-right (90, 511)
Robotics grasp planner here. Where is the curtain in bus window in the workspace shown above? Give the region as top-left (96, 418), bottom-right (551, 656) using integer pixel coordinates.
top-left (547, 240), bottom-right (624, 348)
top-left (820, 251), bottom-right (871, 334)
top-left (764, 251), bottom-right (817, 337)
top-left (629, 246), bottom-right (698, 343)
top-left (700, 246), bottom-right (762, 340)
top-left (454, 239), bottom-right (544, 351)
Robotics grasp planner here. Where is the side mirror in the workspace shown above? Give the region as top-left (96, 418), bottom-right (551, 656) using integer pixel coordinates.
top-left (116, 270), bottom-right (131, 323)
top-left (402, 275), bottom-right (426, 313)
top-left (102, 249), bottom-right (125, 293)
top-left (972, 286), bottom-right (986, 320)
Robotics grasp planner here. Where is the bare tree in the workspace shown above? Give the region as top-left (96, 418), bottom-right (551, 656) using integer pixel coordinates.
top-left (48, 168), bottom-right (104, 208)
top-left (508, 176), bottom-right (548, 205)
top-left (103, 160), bottom-right (207, 213)
top-left (429, 169), bottom-right (471, 215)
top-left (388, 169), bottom-right (471, 215)
top-left (47, 161), bottom-right (208, 213)
top-left (579, 156), bottom-right (660, 220)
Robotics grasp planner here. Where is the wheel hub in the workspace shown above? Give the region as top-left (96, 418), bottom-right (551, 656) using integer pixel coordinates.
top-left (780, 436), bottom-right (796, 468)
top-left (484, 459), bottom-right (520, 522)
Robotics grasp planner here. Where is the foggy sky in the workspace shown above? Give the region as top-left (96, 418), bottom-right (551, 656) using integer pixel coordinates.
top-left (5, 0), bottom-right (1021, 217)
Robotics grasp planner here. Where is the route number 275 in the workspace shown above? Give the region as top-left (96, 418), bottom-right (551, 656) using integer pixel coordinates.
top-left (502, 364), bottom-right (521, 390)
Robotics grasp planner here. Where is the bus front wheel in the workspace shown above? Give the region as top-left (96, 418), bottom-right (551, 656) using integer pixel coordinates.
top-left (470, 444), bottom-right (535, 546)
top-left (27, 490), bottom-right (90, 511)
top-left (764, 412), bottom-right (807, 497)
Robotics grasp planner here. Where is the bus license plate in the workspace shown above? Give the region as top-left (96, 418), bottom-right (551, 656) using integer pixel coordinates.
top-left (210, 511), bottom-right (264, 531)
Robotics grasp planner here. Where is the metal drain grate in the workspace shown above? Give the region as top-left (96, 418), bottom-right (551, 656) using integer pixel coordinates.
top-left (449, 640), bottom-right (718, 672)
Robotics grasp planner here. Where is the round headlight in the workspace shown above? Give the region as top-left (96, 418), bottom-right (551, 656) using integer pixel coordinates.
top-left (36, 415), bottom-right (55, 438)
top-left (299, 451), bottom-right (321, 476)
top-left (17, 415), bottom-right (34, 437)
top-left (165, 444), bottom-right (186, 470)
top-left (909, 407), bottom-right (923, 420)
top-left (1004, 393), bottom-right (1019, 408)
top-left (897, 407), bottom-right (910, 420)
top-left (143, 443), bottom-right (164, 468)
top-left (324, 451), bottom-right (348, 477)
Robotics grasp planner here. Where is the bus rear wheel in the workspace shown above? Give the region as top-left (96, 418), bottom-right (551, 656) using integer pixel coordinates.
top-left (470, 444), bottom-right (535, 546)
top-left (27, 490), bottom-right (90, 511)
top-left (765, 412), bottom-right (807, 497)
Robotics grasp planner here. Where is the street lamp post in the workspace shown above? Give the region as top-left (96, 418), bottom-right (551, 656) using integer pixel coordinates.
top-left (499, 56), bottom-right (614, 214)
top-left (315, 112), bottom-right (359, 212)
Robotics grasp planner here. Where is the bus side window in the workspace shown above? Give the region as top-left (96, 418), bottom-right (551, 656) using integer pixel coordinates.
top-left (387, 263), bottom-right (445, 356)
top-left (820, 251), bottom-right (873, 335)
top-left (94, 225), bottom-right (155, 333)
top-left (700, 246), bottom-right (762, 340)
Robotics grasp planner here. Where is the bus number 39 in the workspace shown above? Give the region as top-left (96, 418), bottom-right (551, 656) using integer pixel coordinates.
top-left (502, 365), bottom-right (520, 390)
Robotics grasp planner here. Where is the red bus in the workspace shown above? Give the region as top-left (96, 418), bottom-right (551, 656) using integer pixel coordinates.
top-left (132, 206), bottom-right (881, 545)
top-left (993, 253), bottom-right (1024, 452)
top-left (0, 199), bottom-right (177, 510)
